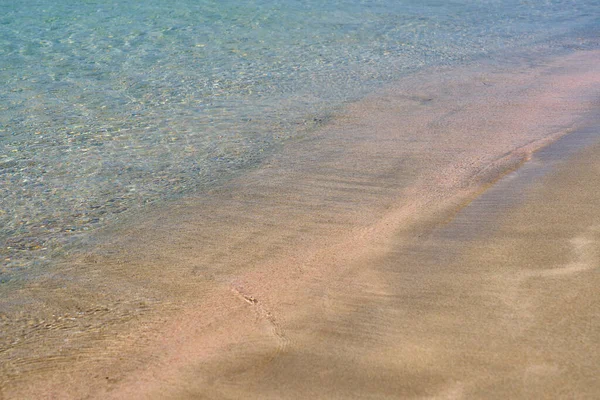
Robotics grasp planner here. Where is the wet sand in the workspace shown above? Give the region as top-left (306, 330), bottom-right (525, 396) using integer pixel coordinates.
top-left (2, 49), bottom-right (600, 399)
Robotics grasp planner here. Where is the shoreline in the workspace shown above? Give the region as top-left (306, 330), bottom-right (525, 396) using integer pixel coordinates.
top-left (2, 35), bottom-right (597, 278)
top-left (2, 49), bottom-right (600, 398)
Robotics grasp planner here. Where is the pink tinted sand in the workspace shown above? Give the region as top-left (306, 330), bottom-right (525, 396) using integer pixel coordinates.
top-left (2, 50), bottom-right (600, 399)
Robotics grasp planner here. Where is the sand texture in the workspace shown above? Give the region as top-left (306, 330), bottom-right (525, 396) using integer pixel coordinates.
top-left (1, 50), bottom-right (600, 399)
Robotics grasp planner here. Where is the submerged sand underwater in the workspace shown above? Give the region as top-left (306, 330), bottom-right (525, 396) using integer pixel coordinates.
top-left (2, 49), bottom-right (600, 398)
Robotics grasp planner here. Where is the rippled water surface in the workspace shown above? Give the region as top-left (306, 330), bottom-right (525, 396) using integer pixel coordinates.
top-left (1, 0), bottom-right (599, 274)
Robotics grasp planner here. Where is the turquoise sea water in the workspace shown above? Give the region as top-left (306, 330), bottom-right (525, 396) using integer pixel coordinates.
top-left (1, 0), bottom-right (599, 275)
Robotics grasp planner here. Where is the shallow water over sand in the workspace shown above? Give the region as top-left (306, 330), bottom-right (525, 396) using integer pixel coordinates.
top-left (2, 0), bottom-right (600, 274)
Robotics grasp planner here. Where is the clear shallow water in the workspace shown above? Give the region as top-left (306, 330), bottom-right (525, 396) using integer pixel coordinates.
top-left (0, 0), bottom-right (599, 275)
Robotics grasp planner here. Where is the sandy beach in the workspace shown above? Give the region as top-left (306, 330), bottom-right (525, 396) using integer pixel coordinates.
top-left (2, 49), bottom-right (600, 399)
